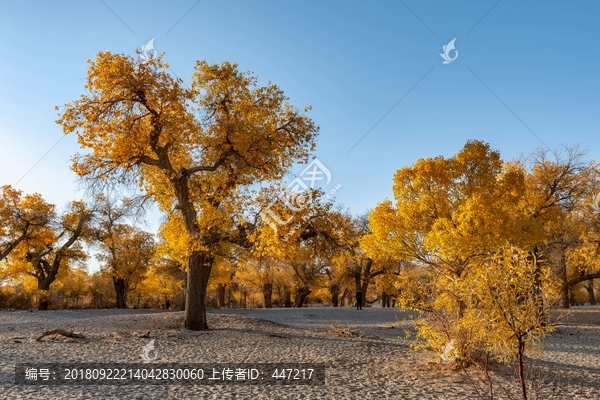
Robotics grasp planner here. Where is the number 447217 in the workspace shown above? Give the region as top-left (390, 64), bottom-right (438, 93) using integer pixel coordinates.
top-left (272, 368), bottom-right (313, 380)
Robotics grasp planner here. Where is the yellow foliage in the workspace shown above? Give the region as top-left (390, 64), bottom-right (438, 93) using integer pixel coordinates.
top-left (362, 141), bottom-right (567, 364)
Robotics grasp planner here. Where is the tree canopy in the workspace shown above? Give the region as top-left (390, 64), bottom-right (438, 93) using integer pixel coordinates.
top-left (57, 52), bottom-right (319, 329)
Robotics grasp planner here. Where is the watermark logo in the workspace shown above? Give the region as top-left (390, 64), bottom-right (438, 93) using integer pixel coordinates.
top-left (139, 38), bottom-right (156, 64)
top-left (440, 339), bottom-right (456, 364)
top-left (592, 193), bottom-right (600, 215)
top-left (300, 158), bottom-right (331, 188)
top-left (440, 38), bottom-right (458, 64)
top-left (140, 339), bottom-right (158, 363)
top-left (261, 158), bottom-right (341, 237)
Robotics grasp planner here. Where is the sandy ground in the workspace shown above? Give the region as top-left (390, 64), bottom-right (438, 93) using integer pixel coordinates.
top-left (0, 305), bottom-right (598, 399)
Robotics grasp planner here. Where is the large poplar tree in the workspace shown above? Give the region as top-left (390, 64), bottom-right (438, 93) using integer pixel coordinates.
top-left (57, 52), bottom-right (318, 329)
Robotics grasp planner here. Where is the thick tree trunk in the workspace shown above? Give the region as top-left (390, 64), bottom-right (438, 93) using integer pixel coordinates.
top-left (587, 279), bottom-right (596, 305)
top-left (381, 293), bottom-right (388, 308)
top-left (37, 279), bottom-right (52, 310)
top-left (217, 283), bottom-right (226, 308)
top-left (262, 283), bottom-right (273, 308)
top-left (282, 286), bottom-right (292, 308)
top-left (330, 284), bottom-right (340, 307)
top-left (184, 251), bottom-right (212, 331)
top-left (113, 278), bottom-right (128, 309)
top-left (294, 287), bottom-right (311, 308)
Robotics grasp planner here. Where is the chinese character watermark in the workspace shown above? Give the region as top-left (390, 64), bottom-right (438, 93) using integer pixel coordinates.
top-left (260, 158), bottom-right (341, 238)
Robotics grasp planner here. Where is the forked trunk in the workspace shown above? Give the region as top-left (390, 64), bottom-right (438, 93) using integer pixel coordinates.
top-left (294, 287), bottom-right (311, 308)
top-left (185, 251), bottom-right (212, 331)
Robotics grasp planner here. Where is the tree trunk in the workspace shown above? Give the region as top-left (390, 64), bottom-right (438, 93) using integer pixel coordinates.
top-left (282, 286), bottom-right (292, 308)
top-left (354, 259), bottom-right (373, 305)
top-left (381, 293), bottom-right (388, 308)
top-left (561, 283), bottom-right (570, 308)
top-left (113, 277), bottom-right (128, 309)
top-left (587, 279), bottom-right (596, 305)
top-left (559, 257), bottom-right (570, 308)
top-left (532, 247), bottom-right (546, 319)
top-left (330, 284), bottom-right (340, 307)
top-left (340, 288), bottom-right (349, 307)
top-left (184, 251), bottom-right (212, 331)
top-left (181, 274), bottom-right (187, 311)
top-left (518, 336), bottom-right (528, 400)
top-left (294, 287), bottom-right (311, 307)
top-left (217, 283), bottom-right (226, 308)
top-left (37, 279), bottom-right (51, 310)
top-left (262, 283), bottom-right (273, 308)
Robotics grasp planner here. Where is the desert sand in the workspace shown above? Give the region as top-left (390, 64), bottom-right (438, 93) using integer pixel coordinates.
top-left (0, 305), bottom-right (599, 399)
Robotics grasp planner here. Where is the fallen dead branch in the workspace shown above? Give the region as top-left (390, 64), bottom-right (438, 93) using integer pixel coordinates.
top-left (36, 329), bottom-right (85, 341)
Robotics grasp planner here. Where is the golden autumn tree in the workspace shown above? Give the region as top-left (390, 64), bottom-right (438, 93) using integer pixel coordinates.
top-left (238, 187), bottom-right (307, 308)
top-left (329, 211), bottom-right (394, 305)
top-left (96, 224), bottom-right (155, 309)
top-left (250, 187), bottom-right (337, 307)
top-left (234, 254), bottom-right (279, 308)
top-left (361, 140), bottom-right (546, 362)
top-left (466, 246), bottom-right (558, 400)
top-left (8, 200), bottom-right (93, 310)
top-left (92, 195), bottom-right (155, 308)
top-left (0, 185), bottom-right (51, 262)
top-left (89, 271), bottom-right (115, 308)
top-left (560, 189), bottom-right (600, 305)
top-left (57, 52), bottom-right (318, 329)
top-left (51, 265), bottom-right (91, 309)
top-left (516, 147), bottom-right (597, 308)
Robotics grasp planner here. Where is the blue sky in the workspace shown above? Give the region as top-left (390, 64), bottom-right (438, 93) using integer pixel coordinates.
top-left (1, 1), bottom-right (599, 258)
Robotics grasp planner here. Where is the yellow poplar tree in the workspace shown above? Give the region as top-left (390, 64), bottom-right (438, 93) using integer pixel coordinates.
top-left (0, 186), bottom-right (52, 262)
top-left (96, 224), bottom-right (155, 309)
top-left (361, 140), bottom-right (543, 362)
top-left (8, 200), bottom-right (92, 310)
top-left (57, 52), bottom-right (318, 329)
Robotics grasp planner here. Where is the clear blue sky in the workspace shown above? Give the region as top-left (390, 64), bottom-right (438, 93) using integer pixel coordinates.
top-left (1, 1), bottom-right (599, 252)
